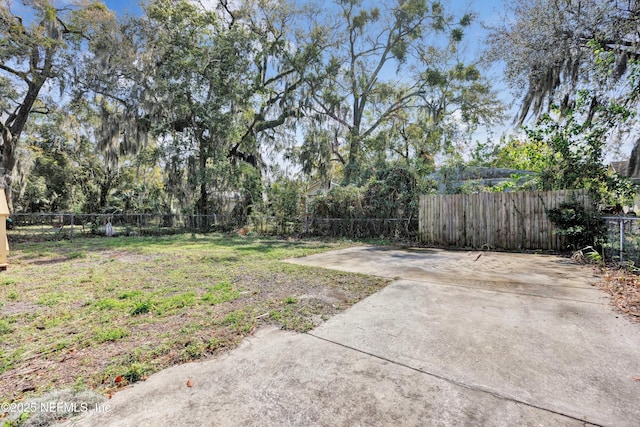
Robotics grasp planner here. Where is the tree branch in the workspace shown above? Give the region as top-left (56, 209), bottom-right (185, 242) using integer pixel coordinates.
top-left (310, 94), bottom-right (352, 129)
top-left (30, 107), bottom-right (51, 115)
top-left (0, 64), bottom-right (29, 83)
top-left (219, 0), bottom-right (236, 29)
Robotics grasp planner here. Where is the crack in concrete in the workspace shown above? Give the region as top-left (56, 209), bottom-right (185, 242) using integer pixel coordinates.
top-left (307, 331), bottom-right (602, 427)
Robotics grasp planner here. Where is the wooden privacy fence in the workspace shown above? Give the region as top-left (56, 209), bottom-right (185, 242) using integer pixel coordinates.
top-left (419, 190), bottom-right (590, 251)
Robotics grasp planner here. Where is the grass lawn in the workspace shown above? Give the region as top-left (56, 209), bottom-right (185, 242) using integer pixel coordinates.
top-left (0, 234), bottom-right (388, 406)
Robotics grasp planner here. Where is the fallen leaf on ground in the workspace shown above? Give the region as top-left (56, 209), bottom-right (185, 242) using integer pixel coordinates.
top-left (114, 375), bottom-right (123, 384)
top-left (633, 377), bottom-right (640, 381)
top-left (186, 378), bottom-right (194, 387)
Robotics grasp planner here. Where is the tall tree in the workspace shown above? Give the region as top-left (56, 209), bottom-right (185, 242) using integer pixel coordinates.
top-left (486, 0), bottom-right (640, 124)
top-left (0, 0), bottom-right (115, 210)
top-left (302, 0), bottom-right (501, 184)
top-left (81, 0), bottom-right (255, 215)
top-left (81, 0), bottom-right (322, 215)
top-left (233, 0), bottom-right (327, 168)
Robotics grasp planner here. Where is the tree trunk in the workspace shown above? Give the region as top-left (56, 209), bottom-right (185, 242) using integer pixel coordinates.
top-left (0, 128), bottom-right (14, 212)
top-left (1, 46), bottom-right (56, 213)
top-left (198, 138), bottom-right (209, 217)
top-left (344, 128), bottom-right (360, 184)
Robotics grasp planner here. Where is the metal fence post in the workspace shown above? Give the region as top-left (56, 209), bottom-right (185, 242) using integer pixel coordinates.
top-left (620, 219), bottom-right (624, 262)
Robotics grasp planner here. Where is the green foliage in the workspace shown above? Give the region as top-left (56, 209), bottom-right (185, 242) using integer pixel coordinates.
top-left (94, 327), bottom-right (129, 343)
top-left (546, 201), bottom-right (605, 250)
top-left (201, 282), bottom-right (240, 305)
top-left (0, 319), bottom-right (13, 335)
top-left (122, 362), bottom-right (151, 383)
top-left (0, 0), bottom-right (117, 209)
top-left (525, 94), bottom-right (635, 204)
top-left (283, 296), bottom-right (298, 304)
top-left (308, 165), bottom-right (420, 238)
top-left (266, 178), bottom-right (303, 220)
top-left (364, 167), bottom-right (419, 219)
top-left (310, 185), bottom-right (366, 219)
top-left (471, 135), bottom-right (551, 172)
top-left (4, 0), bottom-right (505, 221)
top-left (302, 0), bottom-right (502, 185)
top-left (130, 300), bottom-right (153, 316)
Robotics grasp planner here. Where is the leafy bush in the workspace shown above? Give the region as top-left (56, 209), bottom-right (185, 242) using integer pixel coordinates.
top-left (364, 167), bottom-right (419, 219)
top-left (546, 201), bottom-right (605, 250)
top-left (310, 185), bottom-right (365, 219)
top-left (310, 166), bottom-right (420, 220)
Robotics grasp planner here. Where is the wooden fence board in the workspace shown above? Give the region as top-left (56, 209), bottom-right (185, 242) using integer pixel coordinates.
top-left (418, 190), bottom-right (590, 251)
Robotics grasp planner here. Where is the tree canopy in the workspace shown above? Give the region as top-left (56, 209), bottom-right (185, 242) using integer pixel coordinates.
top-left (0, 0), bottom-right (509, 216)
top-left (486, 0), bottom-right (640, 124)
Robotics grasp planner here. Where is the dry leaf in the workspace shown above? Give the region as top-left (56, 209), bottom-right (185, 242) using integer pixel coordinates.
top-left (115, 375), bottom-right (123, 384)
top-left (186, 378), bottom-right (194, 388)
top-left (633, 377), bottom-right (640, 381)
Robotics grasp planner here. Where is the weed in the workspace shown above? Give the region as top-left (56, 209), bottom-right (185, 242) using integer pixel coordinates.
top-left (269, 306), bottom-right (314, 332)
top-left (73, 376), bottom-right (87, 391)
top-left (94, 327), bottom-right (129, 343)
top-left (37, 293), bottom-right (65, 307)
top-left (283, 296), bottom-right (298, 304)
top-left (7, 291), bottom-right (17, 301)
top-left (94, 298), bottom-right (125, 310)
top-left (201, 281), bottom-right (239, 305)
top-left (130, 300), bottom-right (153, 316)
top-left (178, 322), bottom-right (200, 335)
top-left (118, 290), bottom-right (143, 300)
top-left (66, 251), bottom-right (86, 260)
top-left (181, 340), bottom-right (206, 361)
top-left (206, 338), bottom-right (222, 352)
top-left (0, 319), bottom-right (13, 335)
top-left (221, 309), bottom-right (254, 333)
top-left (122, 362), bottom-right (151, 383)
top-left (0, 279), bottom-right (16, 286)
top-left (53, 341), bottom-right (70, 351)
top-left (156, 292), bottom-right (196, 314)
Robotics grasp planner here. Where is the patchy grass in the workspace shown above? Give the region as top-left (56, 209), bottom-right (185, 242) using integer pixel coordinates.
top-left (94, 327), bottom-right (129, 344)
top-left (0, 234), bottom-right (388, 408)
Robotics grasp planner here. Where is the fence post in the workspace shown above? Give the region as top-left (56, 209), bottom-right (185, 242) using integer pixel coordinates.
top-left (69, 214), bottom-right (74, 240)
top-left (620, 219), bottom-right (624, 262)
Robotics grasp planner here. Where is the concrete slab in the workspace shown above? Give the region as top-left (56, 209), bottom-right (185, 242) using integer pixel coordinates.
top-left (291, 247), bottom-right (640, 426)
top-left (286, 247), bottom-right (605, 303)
top-left (311, 279), bottom-right (640, 426)
top-left (65, 327), bottom-right (587, 427)
top-left (64, 246), bottom-right (640, 426)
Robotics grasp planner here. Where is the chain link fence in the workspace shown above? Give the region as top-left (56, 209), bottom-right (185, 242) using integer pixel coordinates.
top-left (602, 216), bottom-right (640, 266)
top-left (7, 213), bottom-right (237, 241)
top-left (6, 213), bottom-right (418, 242)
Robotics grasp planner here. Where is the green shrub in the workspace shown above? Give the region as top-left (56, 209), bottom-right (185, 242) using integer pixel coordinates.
top-left (546, 201), bottom-right (604, 250)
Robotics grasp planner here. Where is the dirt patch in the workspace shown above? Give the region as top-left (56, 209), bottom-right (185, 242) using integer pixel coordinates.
top-left (0, 301), bottom-right (43, 316)
top-left (27, 257), bottom-right (68, 266)
top-left (100, 251), bottom-right (158, 264)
